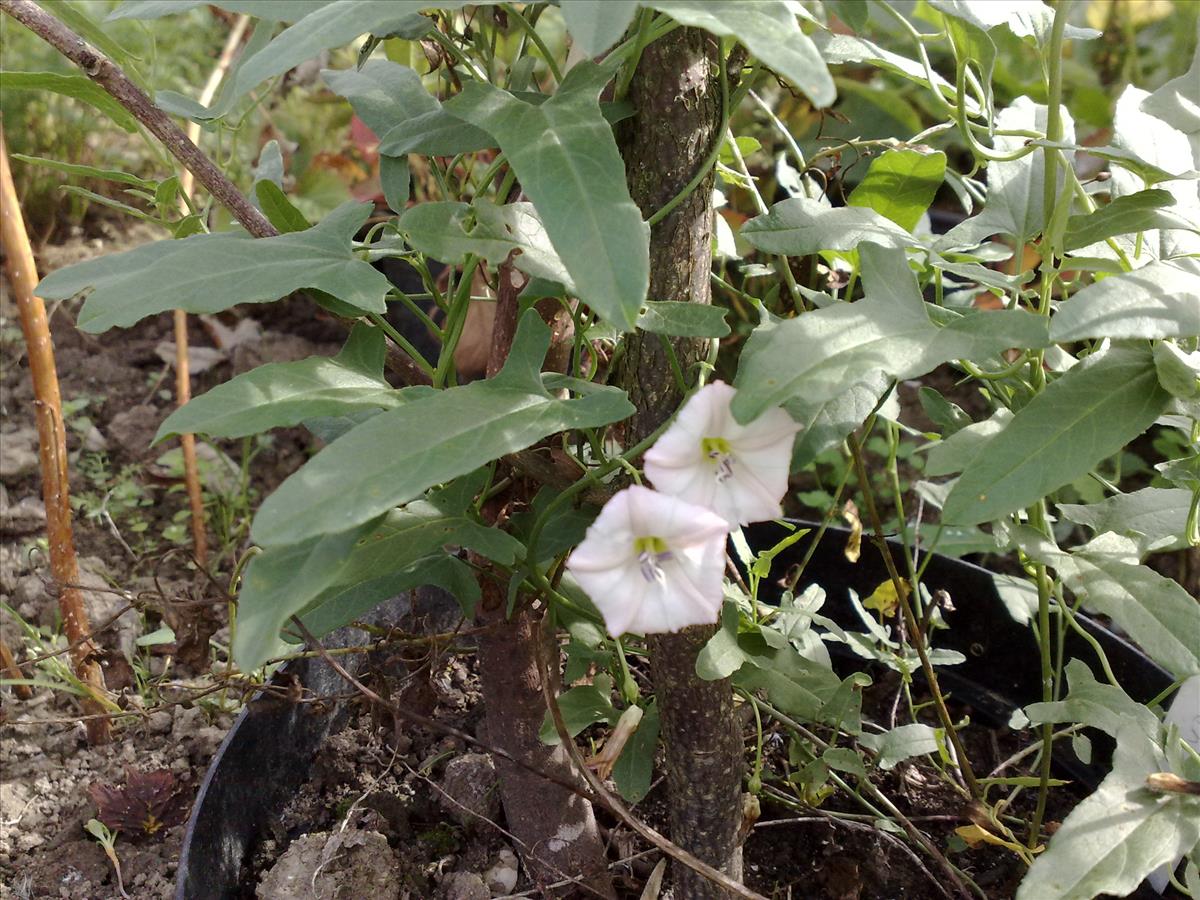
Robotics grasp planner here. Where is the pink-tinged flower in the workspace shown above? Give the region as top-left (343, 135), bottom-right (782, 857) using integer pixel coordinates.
top-left (643, 381), bottom-right (801, 526)
top-left (566, 486), bottom-right (728, 637)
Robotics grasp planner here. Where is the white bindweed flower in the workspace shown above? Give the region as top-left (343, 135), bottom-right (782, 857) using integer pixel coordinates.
top-left (566, 486), bottom-right (728, 637)
top-left (643, 381), bottom-right (801, 526)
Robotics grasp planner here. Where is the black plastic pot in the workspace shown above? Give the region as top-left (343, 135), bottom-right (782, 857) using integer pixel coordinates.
top-left (177, 523), bottom-right (1177, 899)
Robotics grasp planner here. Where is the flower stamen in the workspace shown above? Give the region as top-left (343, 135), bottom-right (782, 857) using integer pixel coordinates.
top-left (634, 536), bottom-right (672, 584)
top-left (702, 437), bottom-right (735, 483)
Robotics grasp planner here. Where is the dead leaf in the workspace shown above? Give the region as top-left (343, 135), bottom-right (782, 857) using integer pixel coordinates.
top-left (90, 767), bottom-right (188, 839)
top-left (863, 578), bottom-right (907, 617)
top-left (841, 499), bottom-right (862, 563)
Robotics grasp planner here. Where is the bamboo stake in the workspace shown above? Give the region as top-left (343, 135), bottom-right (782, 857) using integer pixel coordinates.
top-left (170, 12), bottom-right (250, 569)
top-left (0, 635), bottom-right (34, 700)
top-left (1, 128), bottom-right (111, 743)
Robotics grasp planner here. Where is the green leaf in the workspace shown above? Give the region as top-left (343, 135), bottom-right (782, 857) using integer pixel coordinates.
top-left (238, 476), bottom-right (520, 667)
top-left (1154, 341), bottom-right (1200, 400)
top-left (251, 311), bottom-right (633, 546)
top-left (444, 63), bottom-right (649, 330)
top-left (847, 148), bottom-right (946, 232)
top-left (10, 154), bottom-right (156, 188)
top-left (380, 155), bottom-right (410, 213)
top-left (233, 523), bottom-right (375, 670)
top-left (378, 109), bottom-right (495, 156)
top-left (786, 373), bottom-right (890, 471)
top-left (740, 197), bottom-right (913, 256)
top-left (400, 200), bottom-right (573, 288)
top-left (696, 601), bottom-right (745, 680)
top-left (1063, 189), bottom-right (1195, 251)
top-left (559, 0), bottom-right (640, 56)
top-left (1024, 659), bottom-right (1159, 741)
top-left (1058, 538), bottom-right (1200, 680)
top-left (942, 346), bottom-right (1171, 526)
top-left (1016, 724), bottom-right (1200, 900)
top-left (109, 1), bottom-right (326, 21)
top-left (298, 554), bottom-right (479, 637)
top-left (254, 181), bottom-right (311, 234)
top-left (322, 60), bottom-right (440, 138)
top-left (1057, 487), bottom-right (1193, 554)
top-left (1050, 261), bottom-right (1200, 342)
top-left (1, 71), bottom-right (138, 132)
top-left (155, 324), bottom-right (403, 442)
top-left (636, 301), bottom-right (730, 338)
top-left (917, 386), bottom-right (972, 436)
top-left (38, 203), bottom-right (390, 332)
top-left (539, 677), bottom-right (618, 743)
top-left (859, 724), bottom-right (939, 770)
top-left (612, 701), bottom-right (660, 803)
top-left (732, 246), bottom-right (1047, 421)
top-left (941, 98), bottom-right (1073, 248)
top-left (646, 1), bottom-right (834, 107)
top-left (176, 2), bottom-right (440, 120)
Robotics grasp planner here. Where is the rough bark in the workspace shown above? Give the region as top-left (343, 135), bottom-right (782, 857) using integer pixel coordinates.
top-left (619, 28), bottom-right (745, 898)
top-left (476, 583), bottom-right (617, 899)
top-left (472, 260), bottom-right (616, 899)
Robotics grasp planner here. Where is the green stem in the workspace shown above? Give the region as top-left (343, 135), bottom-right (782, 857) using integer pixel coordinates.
top-left (368, 312), bottom-right (436, 378)
top-left (505, 3), bottom-right (563, 85)
top-left (847, 431), bottom-right (981, 800)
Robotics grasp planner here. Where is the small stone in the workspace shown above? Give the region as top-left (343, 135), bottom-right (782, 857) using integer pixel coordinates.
top-left (439, 753), bottom-right (499, 830)
top-left (0, 494), bottom-right (46, 535)
top-left (146, 711), bottom-right (173, 735)
top-left (0, 427), bottom-right (39, 482)
top-left (441, 872), bottom-right (489, 900)
top-left (484, 847), bottom-right (519, 894)
top-left (256, 830), bottom-right (400, 900)
top-left (82, 424), bottom-right (108, 452)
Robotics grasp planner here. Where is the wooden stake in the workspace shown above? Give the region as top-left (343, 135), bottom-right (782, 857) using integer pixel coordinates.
top-left (1, 127), bottom-right (111, 743)
top-left (170, 12), bottom-right (250, 570)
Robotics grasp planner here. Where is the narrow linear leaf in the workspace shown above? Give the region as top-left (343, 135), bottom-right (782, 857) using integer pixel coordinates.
top-left (38, 202), bottom-right (389, 332)
top-left (1, 71), bottom-right (138, 132)
top-left (10, 154), bottom-right (155, 188)
top-left (942, 346), bottom-right (1171, 526)
top-left (444, 63), bottom-right (649, 330)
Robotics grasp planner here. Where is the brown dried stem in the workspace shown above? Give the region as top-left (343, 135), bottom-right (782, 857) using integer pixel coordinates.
top-left (0, 635), bottom-right (34, 700)
top-left (170, 13), bottom-right (251, 570)
top-left (1, 128), bottom-right (111, 743)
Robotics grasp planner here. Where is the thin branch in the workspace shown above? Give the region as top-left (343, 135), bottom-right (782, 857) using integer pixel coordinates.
top-left (0, 0), bottom-right (275, 238)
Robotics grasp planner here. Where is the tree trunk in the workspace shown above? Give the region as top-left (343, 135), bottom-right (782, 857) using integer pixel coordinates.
top-left (476, 583), bottom-right (617, 899)
top-left (619, 28), bottom-right (745, 898)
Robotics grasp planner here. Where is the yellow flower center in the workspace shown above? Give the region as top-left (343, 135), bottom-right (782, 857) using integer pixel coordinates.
top-left (634, 536), bottom-right (671, 583)
top-left (701, 437), bottom-right (734, 482)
